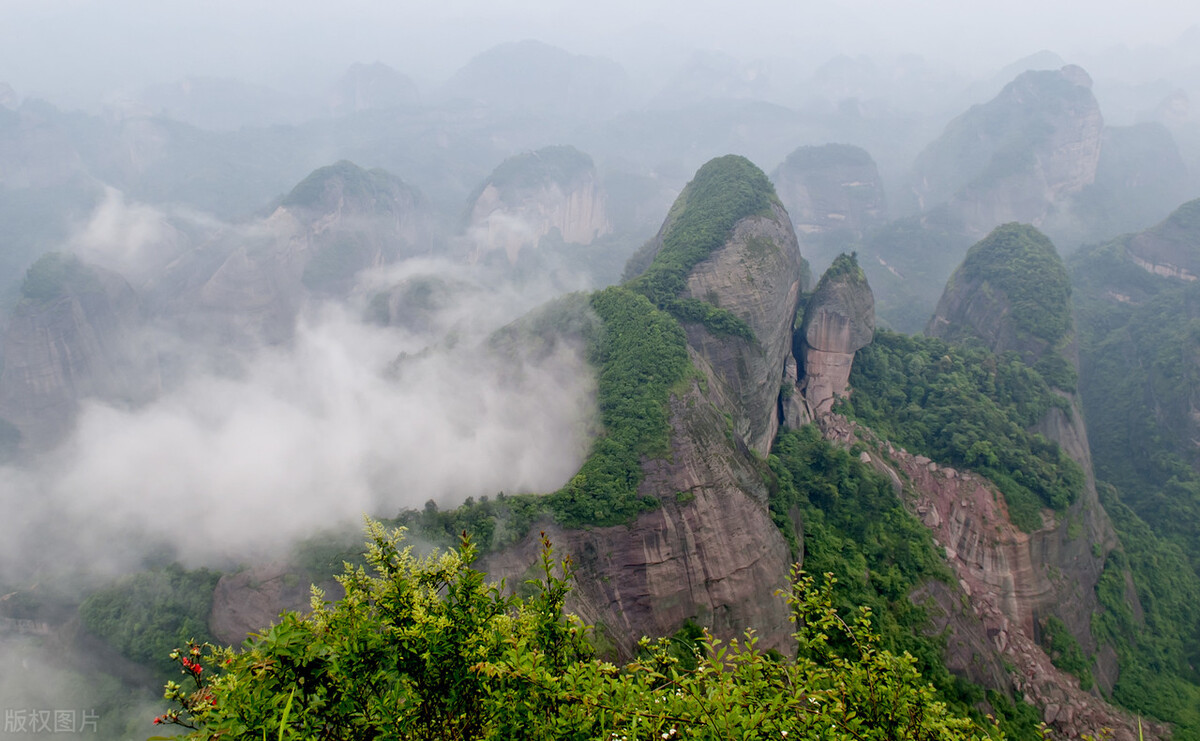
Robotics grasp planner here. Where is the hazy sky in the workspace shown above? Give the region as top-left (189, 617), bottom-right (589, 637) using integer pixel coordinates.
top-left (2, 0), bottom-right (1196, 105)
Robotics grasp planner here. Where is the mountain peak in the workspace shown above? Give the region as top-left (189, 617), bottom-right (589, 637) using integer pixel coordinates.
top-left (928, 223), bottom-right (1074, 386)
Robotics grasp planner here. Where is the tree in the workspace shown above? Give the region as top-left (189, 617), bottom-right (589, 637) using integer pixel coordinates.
top-left (153, 520), bottom-right (1001, 740)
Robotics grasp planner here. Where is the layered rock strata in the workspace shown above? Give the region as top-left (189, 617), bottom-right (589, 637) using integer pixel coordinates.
top-left (1126, 198), bottom-right (1200, 281)
top-left (481, 160), bottom-right (806, 653)
top-left (821, 415), bottom-right (1164, 741)
top-left (925, 223), bottom-right (1124, 694)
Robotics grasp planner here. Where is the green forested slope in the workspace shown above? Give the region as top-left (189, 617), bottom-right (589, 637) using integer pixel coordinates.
top-left (626, 154), bottom-right (779, 339)
top-left (840, 331), bottom-right (1083, 531)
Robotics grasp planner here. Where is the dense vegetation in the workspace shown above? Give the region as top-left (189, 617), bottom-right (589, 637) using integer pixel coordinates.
top-left (948, 223), bottom-right (1073, 349)
top-left (815, 251), bottom-right (865, 285)
top-left (766, 427), bottom-right (1042, 739)
top-left (627, 155), bottom-right (778, 340)
top-left (547, 286), bottom-right (689, 527)
top-left (394, 285), bottom-right (692, 544)
top-left (78, 564), bottom-right (222, 677)
top-left (840, 331), bottom-right (1083, 531)
top-left (1069, 227), bottom-right (1200, 737)
top-left (20, 251), bottom-right (103, 303)
top-left (769, 427), bottom-right (949, 615)
top-left (151, 521), bottom-right (1001, 740)
top-left (1071, 236), bottom-right (1200, 573)
top-left (1092, 486), bottom-right (1200, 739)
top-left (1037, 616), bottom-right (1093, 690)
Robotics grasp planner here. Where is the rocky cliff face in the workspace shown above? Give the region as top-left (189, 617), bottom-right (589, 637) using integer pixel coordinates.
top-left (483, 362), bottom-right (794, 658)
top-left (211, 157), bottom-right (805, 657)
top-left (210, 563), bottom-right (343, 646)
top-left (0, 254), bottom-right (160, 451)
top-left (677, 201), bottom-right (806, 454)
top-left (482, 156), bottom-right (804, 654)
top-left (772, 144), bottom-right (887, 241)
top-left (822, 415), bottom-right (1161, 741)
top-left (466, 146), bottom-right (611, 263)
top-left (910, 66), bottom-right (1103, 236)
top-left (213, 364), bottom-right (797, 659)
top-left (795, 254), bottom-right (875, 419)
top-left (925, 225), bottom-right (1125, 698)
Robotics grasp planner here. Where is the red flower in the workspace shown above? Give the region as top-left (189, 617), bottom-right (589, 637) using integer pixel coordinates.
top-left (153, 717), bottom-right (162, 725)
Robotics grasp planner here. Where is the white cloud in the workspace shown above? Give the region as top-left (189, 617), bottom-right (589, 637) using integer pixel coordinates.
top-left (0, 261), bottom-right (596, 575)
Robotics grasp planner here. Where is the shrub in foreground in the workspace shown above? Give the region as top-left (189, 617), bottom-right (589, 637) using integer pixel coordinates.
top-left (152, 520), bottom-right (1001, 740)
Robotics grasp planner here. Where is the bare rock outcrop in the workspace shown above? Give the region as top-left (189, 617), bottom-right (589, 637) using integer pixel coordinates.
top-left (466, 145), bottom-right (611, 263)
top-left (927, 223), bottom-right (1072, 368)
top-left (0, 254), bottom-right (160, 452)
top-left (210, 564), bottom-right (344, 645)
top-left (679, 201), bottom-right (806, 454)
top-left (207, 342), bottom-right (797, 659)
top-left (483, 156), bottom-right (804, 654)
top-left (821, 415), bottom-right (1164, 741)
top-left (796, 253), bottom-right (874, 418)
